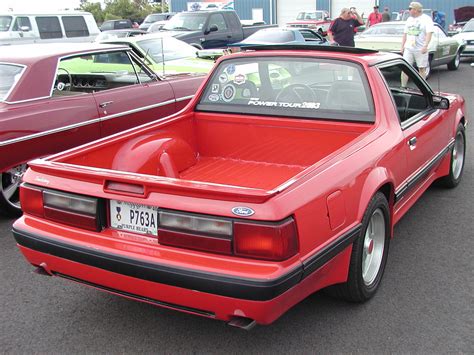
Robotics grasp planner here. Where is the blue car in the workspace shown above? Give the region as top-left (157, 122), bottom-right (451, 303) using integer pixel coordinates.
top-left (232, 27), bottom-right (329, 47)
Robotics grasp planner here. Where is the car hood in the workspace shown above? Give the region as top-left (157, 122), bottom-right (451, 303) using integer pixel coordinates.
top-left (150, 56), bottom-right (213, 75)
top-left (454, 6), bottom-right (474, 23)
top-left (453, 32), bottom-right (474, 41)
top-left (161, 30), bottom-right (201, 38)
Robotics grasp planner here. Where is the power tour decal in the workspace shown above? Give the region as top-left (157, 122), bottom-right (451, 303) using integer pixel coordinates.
top-left (247, 99), bottom-right (321, 109)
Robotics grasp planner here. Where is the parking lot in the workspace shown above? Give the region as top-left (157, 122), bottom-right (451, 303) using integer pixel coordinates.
top-left (0, 60), bottom-right (473, 353)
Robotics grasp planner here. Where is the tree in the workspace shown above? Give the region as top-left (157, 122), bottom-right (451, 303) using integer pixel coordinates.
top-left (80, 1), bottom-right (105, 24)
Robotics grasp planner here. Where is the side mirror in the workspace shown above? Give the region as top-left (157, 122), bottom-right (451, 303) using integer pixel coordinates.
top-left (205, 24), bottom-right (218, 34)
top-left (432, 95), bottom-right (449, 110)
top-left (20, 26), bottom-right (30, 32)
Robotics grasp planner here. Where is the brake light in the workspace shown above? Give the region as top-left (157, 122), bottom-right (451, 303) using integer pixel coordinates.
top-left (20, 184), bottom-right (44, 217)
top-left (234, 219), bottom-right (298, 261)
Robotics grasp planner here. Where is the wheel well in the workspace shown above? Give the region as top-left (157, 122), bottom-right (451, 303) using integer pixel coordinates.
top-left (460, 116), bottom-right (466, 127)
top-left (378, 182), bottom-right (394, 237)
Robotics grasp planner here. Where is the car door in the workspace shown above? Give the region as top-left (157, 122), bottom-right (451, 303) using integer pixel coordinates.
top-left (432, 25), bottom-right (458, 64)
top-left (201, 13), bottom-right (234, 48)
top-left (78, 50), bottom-right (177, 137)
top-left (8, 16), bottom-right (36, 44)
top-left (378, 61), bottom-right (453, 192)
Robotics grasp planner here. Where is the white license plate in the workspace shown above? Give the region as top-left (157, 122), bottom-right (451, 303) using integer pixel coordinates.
top-left (110, 200), bottom-right (158, 236)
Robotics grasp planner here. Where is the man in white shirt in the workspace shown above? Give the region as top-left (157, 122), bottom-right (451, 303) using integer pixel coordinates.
top-left (401, 1), bottom-right (434, 82)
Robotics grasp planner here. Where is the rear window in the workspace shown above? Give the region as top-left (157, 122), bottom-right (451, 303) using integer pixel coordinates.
top-left (196, 56), bottom-right (374, 122)
top-left (0, 64), bottom-right (25, 101)
top-left (62, 16), bottom-right (89, 37)
top-left (36, 16), bottom-right (62, 39)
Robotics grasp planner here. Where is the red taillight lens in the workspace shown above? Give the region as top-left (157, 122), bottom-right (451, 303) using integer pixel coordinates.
top-left (158, 229), bottom-right (232, 255)
top-left (20, 184), bottom-right (44, 217)
top-left (234, 218), bottom-right (298, 261)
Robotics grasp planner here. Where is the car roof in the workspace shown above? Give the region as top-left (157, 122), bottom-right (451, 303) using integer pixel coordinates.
top-left (105, 32), bottom-right (175, 44)
top-left (0, 42), bottom-right (129, 65)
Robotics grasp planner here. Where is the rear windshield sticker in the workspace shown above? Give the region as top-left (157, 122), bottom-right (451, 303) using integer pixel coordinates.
top-left (226, 64), bottom-right (236, 75)
top-left (218, 73), bottom-right (228, 83)
top-left (248, 99), bottom-right (321, 109)
top-left (211, 84), bottom-right (220, 93)
top-left (208, 94), bottom-right (220, 102)
top-left (222, 84), bottom-right (236, 102)
top-left (234, 73), bottom-right (246, 85)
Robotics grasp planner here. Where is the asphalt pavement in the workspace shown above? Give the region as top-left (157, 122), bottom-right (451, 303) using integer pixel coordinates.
top-left (0, 59), bottom-right (473, 354)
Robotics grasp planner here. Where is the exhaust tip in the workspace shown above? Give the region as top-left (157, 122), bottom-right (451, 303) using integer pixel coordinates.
top-left (34, 262), bottom-right (53, 276)
top-left (227, 316), bottom-right (257, 330)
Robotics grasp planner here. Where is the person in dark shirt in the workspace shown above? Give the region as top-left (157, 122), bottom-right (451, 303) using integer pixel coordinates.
top-left (382, 7), bottom-right (391, 22)
top-left (328, 8), bottom-right (363, 47)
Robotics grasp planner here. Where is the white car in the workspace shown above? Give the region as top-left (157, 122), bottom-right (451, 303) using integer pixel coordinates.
top-left (453, 19), bottom-right (474, 57)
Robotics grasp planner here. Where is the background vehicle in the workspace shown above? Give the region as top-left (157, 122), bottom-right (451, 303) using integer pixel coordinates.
top-left (12, 45), bottom-right (466, 328)
top-left (286, 10), bottom-right (331, 36)
top-left (355, 22), bottom-right (465, 78)
top-left (0, 43), bottom-right (207, 216)
top-left (453, 19), bottom-right (474, 57)
top-left (232, 27), bottom-right (328, 46)
top-left (0, 12), bottom-right (99, 45)
top-left (139, 12), bottom-right (175, 31)
top-left (448, 6), bottom-right (474, 35)
top-left (100, 19), bottom-right (133, 31)
top-left (159, 10), bottom-right (276, 49)
top-left (94, 29), bottom-right (147, 41)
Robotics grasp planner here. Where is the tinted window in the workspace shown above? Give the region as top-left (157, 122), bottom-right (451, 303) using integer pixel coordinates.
top-left (36, 16), bottom-right (62, 39)
top-left (208, 13), bottom-right (227, 31)
top-left (100, 21), bottom-right (113, 31)
top-left (62, 16), bottom-right (89, 37)
top-left (0, 16), bottom-right (12, 31)
top-left (12, 17), bottom-right (32, 31)
top-left (245, 30), bottom-right (295, 43)
top-left (197, 57), bottom-right (374, 122)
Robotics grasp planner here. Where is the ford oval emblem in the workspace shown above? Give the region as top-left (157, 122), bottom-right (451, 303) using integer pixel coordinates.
top-left (232, 206), bottom-right (255, 217)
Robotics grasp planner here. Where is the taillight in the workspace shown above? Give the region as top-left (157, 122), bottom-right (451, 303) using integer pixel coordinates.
top-left (234, 218), bottom-right (298, 261)
top-left (20, 184), bottom-right (101, 231)
top-left (157, 210), bottom-right (298, 261)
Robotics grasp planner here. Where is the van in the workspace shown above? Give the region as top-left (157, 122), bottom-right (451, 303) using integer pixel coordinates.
top-left (0, 12), bottom-right (100, 45)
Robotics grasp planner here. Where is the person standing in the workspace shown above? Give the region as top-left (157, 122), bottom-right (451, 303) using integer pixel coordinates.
top-left (401, 2), bottom-right (434, 81)
top-left (328, 8), bottom-right (363, 47)
top-left (382, 7), bottom-right (391, 22)
top-left (366, 6), bottom-right (383, 28)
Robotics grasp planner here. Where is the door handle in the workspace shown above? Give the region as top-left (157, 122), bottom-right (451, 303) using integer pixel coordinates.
top-left (408, 136), bottom-right (417, 150)
top-left (99, 101), bottom-right (114, 108)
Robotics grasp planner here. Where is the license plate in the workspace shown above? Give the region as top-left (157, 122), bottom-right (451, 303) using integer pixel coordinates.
top-left (110, 200), bottom-right (158, 236)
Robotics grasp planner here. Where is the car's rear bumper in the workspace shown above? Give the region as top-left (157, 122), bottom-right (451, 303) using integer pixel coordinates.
top-left (12, 220), bottom-right (358, 324)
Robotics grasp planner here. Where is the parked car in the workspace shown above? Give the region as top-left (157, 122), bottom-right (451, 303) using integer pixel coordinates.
top-left (159, 10), bottom-right (276, 49)
top-left (355, 22), bottom-right (465, 78)
top-left (0, 12), bottom-right (100, 45)
top-left (99, 33), bottom-right (215, 75)
top-left (453, 19), bottom-right (474, 57)
top-left (100, 19), bottom-right (133, 31)
top-left (232, 27), bottom-right (328, 46)
top-left (0, 43), bottom-right (208, 216)
top-left (448, 6), bottom-right (474, 35)
top-left (12, 45), bottom-right (466, 327)
top-left (94, 29), bottom-right (147, 41)
top-left (286, 10), bottom-right (332, 36)
top-left (139, 12), bottom-right (175, 31)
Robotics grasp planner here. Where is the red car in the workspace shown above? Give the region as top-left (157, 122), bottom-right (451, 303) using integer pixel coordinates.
top-left (0, 43), bottom-right (207, 216)
top-left (13, 45), bottom-right (467, 328)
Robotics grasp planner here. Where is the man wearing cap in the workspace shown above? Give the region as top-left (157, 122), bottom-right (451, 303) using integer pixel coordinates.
top-left (366, 6), bottom-right (383, 28)
top-left (328, 8), bottom-right (363, 46)
top-left (401, 1), bottom-right (434, 81)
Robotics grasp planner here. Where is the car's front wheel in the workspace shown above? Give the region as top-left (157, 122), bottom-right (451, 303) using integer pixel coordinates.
top-left (0, 164), bottom-right (27, 217)
top-left (447, 51), bottom-right (461, 71)
top-left (328, 192), bottom-right (390, 302)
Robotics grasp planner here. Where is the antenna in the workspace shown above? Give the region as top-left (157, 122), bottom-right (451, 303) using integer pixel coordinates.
top-left (436, 26), bottom-right (441, 94)
top-left (161, 36), bottom-right (165, 77)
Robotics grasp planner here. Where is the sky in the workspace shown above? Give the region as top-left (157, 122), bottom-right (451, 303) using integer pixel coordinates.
top-left (0, 0), bottom-right (102, 12)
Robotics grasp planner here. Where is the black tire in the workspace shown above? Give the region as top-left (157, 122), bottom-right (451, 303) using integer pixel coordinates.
top-left (328, 192), bottom-right (390, 302)
top-left (0, 171), bottom-right (24, 218)
top-left (439, 123), bottom-right (466, 188)
top-left (447, 51), bottom-right (461, 71)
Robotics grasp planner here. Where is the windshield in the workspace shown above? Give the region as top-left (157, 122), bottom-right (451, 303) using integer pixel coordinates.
top-left (144, 14), bottom-right (167, 23)
top-left (197, 57), bottom-right (374, 122)
top-left (0, 64), bottom-right (24, 101)
top-left (296, 12), bottom-right (324, 21)
top-left (462, 20), bottom-right (474, 32)
top-left (363, 24), bottom-right (404, 36)
top-left (243, 30), bottom-right (296, 43)
top-left (162, 12), bottom-right (208, 31)
top-left (136, 36), bottom-right (197, 63)
top-left (0, 16), bottom-right (12, 32)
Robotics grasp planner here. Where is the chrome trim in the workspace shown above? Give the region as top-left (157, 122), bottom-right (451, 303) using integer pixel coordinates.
top-left (175, 95), bottom-right (194, 102)
top-left (395, 139), bottom-right (454, 201)
top-left (0, 62), bottom-right (27, 103)
top-left (0, 96), bottom-right (193, 147)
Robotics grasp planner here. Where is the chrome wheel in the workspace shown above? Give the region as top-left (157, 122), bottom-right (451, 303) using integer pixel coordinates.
top-left (452, 130), bottom-right (465, 180)
top-left (362, 208), bottom-right (386, 286)
top-left (454, 53), bottom-right (460, 68)
top-left (1, 164), bottom-right (27, 210)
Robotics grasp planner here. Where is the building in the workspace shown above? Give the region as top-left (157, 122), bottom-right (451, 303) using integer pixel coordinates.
top-left (168, 0), bottom-right (473, 28)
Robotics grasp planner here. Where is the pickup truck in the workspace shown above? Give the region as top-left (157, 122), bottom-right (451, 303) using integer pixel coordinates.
top-left (286, 10), bottom-right (332, 36)
top-left (159, 10), bottom-right (276, 49)
top-left (13, 45), bottom-right (467, 328)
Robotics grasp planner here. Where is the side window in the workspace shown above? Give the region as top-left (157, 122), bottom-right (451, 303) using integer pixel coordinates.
top-left (379, 63), bottom-right (430, 123)
top-left (36, 16), bottom-right (62, 39)
top-left (53, 51), bottom-right (154, 97)
top-left (101, 21), bottom-right (113, 31)
top-left (300, 30), bottom-right (321, 41)
top-left (62, 16), bottom-right (89, 37)
top-left (12, 17), bottom-right (32, 31)
top-left (208, 14), bottom-right (228, 31)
